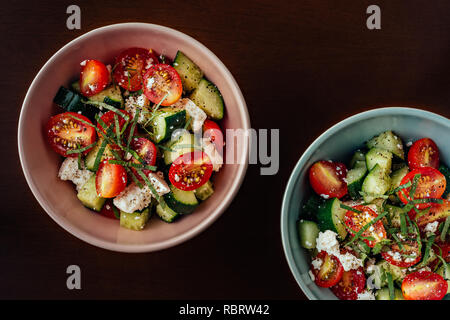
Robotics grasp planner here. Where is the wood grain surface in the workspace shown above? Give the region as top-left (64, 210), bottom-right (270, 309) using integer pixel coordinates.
top-left (1, 0), bottom-right (449, 299)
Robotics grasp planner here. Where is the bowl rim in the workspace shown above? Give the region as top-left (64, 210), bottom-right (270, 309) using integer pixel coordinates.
top-left (18, 22), bottom-right (251, 253)
top-left (280, 106), bottom-right (449, 299)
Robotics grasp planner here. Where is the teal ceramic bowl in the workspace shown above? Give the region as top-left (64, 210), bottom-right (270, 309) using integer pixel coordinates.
top-left (281, 107), bottom-right (450, 300)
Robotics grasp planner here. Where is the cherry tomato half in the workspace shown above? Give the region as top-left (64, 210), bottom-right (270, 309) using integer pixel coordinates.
top-left (381, 239), bottom-right (422, 268)
top-left (310, 251), bottom-right (344, 288)
top-left (113, 47), bottom-right (159, 91)
top-left (203, 119), bottom-right (224, 151)
top-left (345, 205), bottom-right (386, 248)
top-left (46, 112), bottom-right (96, 157)
top-left (309, 161), bottom-right (348, 199)
top-left (168, 151), bottom-right (213, 191)
top-left (408, 138), bottom-right (440, 170)
top-left (330, 267), bottom-right (366, 300)
top-left (95, 160), bottom-right (127, 198)
top-left (79, 60), bottom-right (109, 97)
top-left (143, 64), bottom-right (182, 106)
top-left (398, 167), bottom-right (446, 209)
top-left (416, 199), bottom-right (450, 227)
top-left (402, 270), bottom-right (448, 300)
top-left (129, 137), bottom-right (157, 181)
top-left (99, 199), bottom-right (120, 219)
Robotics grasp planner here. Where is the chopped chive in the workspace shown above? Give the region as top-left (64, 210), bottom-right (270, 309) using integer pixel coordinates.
top-left (340, 204), bottom-right (362, 214)
top-left (400, 213), bottom-right (407, 237)
top-left (184, 117), bottom-right (192, 130)
top-left (112, 205), bottom-right (121, 219)
top-left (93, 138), bottom-right (108, 172)
top-left (107, 159), bottom-right (156, 171)
top-left (422, 235), bottom-right (436, 265)
top-left (114, 114), bottom-right (121, 148)
top-left (411, 198), bottom-right (444, 204)
top-left (391, 180), bottom-right (412, 194)
top-left (127, 108), bottom-right (140, 151)
top-left (409, 174), bottom-right (421, 199)
top-left (66, 141), bottom-right (97, 154)
top-left (387, 273), bottom-right (395, 300)
top-left (77, 145), bottom-right (83, 170)
top-left (157, 144), bottom-right (173, 152)
top-left (346, 211), bottom-right (388, 246)
top-left (441, 217), bottom-right (450, 242)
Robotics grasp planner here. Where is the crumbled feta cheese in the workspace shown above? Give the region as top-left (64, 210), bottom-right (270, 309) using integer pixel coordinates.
top-left (424, 221), bottom-right (439, 233)
top-left (80, 60), bottom-right (87, 66)
top-left (202, 138), bottom-right (223, 172)
top-left (406, 141), bottom-right (413, 147)
top-left (315, 230), bottom-right (363, 271)
top-left (147, 172), bottom-right (170, 196)
top-left (357, 290), bottom-right (376, 300)
top-left (58, 157), bottom-right (93, 191)
top-left (113, 183), bottom-right (153, 213)
top-left (311, 258), bottom-right (323, 270)
top-left (146, 77), bottom-right (155, 90)
top-left (171, 98), bottom-right (206, 132)
top-left (320, 194), bottom-right (330, 199)
top-left (124, 94), bottom-right (149, 124)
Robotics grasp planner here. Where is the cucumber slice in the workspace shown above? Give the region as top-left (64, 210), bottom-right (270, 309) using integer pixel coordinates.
top-left (147, 107), bottom-right (186, 143)
top-left (84, 139), bottom-right (114, 171)
top-left (156, 204), bottom-right (179, 223)
top-left (316, 198), bottom-right (347, 239)
top-left (164, 184), bottom-right (199, 214)
top-left (375, 287), bottom-right (404, 300)
top-left (346, 165), bottom-right (368, 200)
top-left (173, 51), bottom-right (204, 93)
top-left (361, 164), bottom-right (391, 203)
top-left (53, 86), bottom-right (97, 121)
top-left (120, 208), bottom-right (150, 231)
top-left (366, 148), bottom-right (393, 173)
top-left (189, 78), bottom-right (224, 120)
top-left (367, 130), bottom-right (404, 160)
top-left (390, 165), bottom-right (409, 191)
top-left (194, 180), bottom-right (214, 201)
top-left (298, 220), bottom-right (320, 249)
top-left (77, 175), bottom-right (106, 212)
top-left (350, 150), bottom-right (366, 168)
top-left (89, 85), bottom-right (124, 108)
top-left (440, 164), bottom-right (450, 198)
top-left (163, 132), bottom-right (195, 165)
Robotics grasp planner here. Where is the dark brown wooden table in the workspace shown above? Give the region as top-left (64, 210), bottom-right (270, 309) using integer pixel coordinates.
top-left (1, 0), bottom-right (449, 299)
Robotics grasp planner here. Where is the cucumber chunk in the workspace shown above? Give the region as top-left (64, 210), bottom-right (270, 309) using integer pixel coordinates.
top-left (120, 208), bottom-right (150, 231)
top-left (317, 198), bottom-right (348, 239)
top-left (366, 148), bottom-right (393, 173)
top-left (346, 165), bottom-right (368, 200)
top-left (350, 150), bottom-right (366, 168)
top-left (361, 164), bottom-right (391, 203)
top-left (163, 132), bottom-right (195, 165)
top-left (390, 165), bottom-right (409, 191)
top-left (367, 130), bottom-right (405, 160)
top-left (156, 204), bottom-right (179, 223)
top-left (89, 85), bottom-right (124, 108)
top-left (194, 180), bottom-right (214, 201)
top-left (298, 220), bottom-right (320, 249)
top-left (164, 184), bottom-right (199, 214)
top-left (53, 86), bottom-right (97, 121)
top-left (173, 51), bottom-right (204, 93)
top-left (84, 139), bottom-right (114, 171)
top-left (375, 287), bottom-right (404, 300)
top-left (147, 107), bottom-right (186, 143)
top-left (77, 175), bottom-right (106, 212)
top-left (189, 78), bottom-right (224, 120)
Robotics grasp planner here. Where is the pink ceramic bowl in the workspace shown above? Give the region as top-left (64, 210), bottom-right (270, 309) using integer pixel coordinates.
top-left (18, 23), bottom-right (250, 252)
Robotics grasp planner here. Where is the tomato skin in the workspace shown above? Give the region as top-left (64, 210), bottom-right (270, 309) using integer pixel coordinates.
top-left (309, 161), bottom-right (348, 199)
top-left (113, 48), bottom-right (159, 91)
top-left (96, 110), bottom-right (136, 149)
top-left (330, 267), bottom-right (366, 300)
top-left (129, 137), bottom-right (157, 181)
top-left (203, 120), bottom-right (224, 151)
top-left (408, 138), bottom-right (440, 170)
top-left (345, 205), bottom-right (386, 248)
top-left (168, 151), bottom-right (213, 191)
top-left (416, 200), bottom-right (450, 227)
top-left (143, 64), bottom-right (183, 106)
top-left (310, 251), bottom-right (344, 288)
top-left (381, 240), bottom-right (422, 268)
top-left (95, 160), bottom-right (127, 198)
top-left (402, 270), bottom-right (448, 300)
top-left (99, 199), bottom-right (120, 219)
top-left (80, 60), bottom-right (109, 97)
top-left (46, 112), bottom-right (96, 157)
top-left (398, 167), bottom-right (446, 209)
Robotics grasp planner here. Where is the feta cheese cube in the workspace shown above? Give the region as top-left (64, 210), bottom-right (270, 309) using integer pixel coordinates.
top-left (58, 157), bottom-right (93, 191)
top-left (113, 183), bottom-right (153, 213)
top-left (202, 138), bottom-right (223, 172)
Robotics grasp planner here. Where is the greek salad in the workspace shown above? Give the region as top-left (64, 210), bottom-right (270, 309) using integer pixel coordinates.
top-left (298, 131), bottom-right (450, 300)
top-left (46, 47), bottom-right (225, 231)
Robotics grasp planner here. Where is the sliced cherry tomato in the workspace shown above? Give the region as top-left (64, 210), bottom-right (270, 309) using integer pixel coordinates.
top-left (416, 200), bottom-right (450, 227)
top-left (143, 64), bottom-right (182, 106)
top-left (398, 167), bottom-right (446, 209)
top-left (309, 161), bottom-right (348, 199)
top-left (99, 199), bottom-right (120, 219)
top-left (46, 112), bottom-right (96, 157)
top-left (95, 160), bottom-right (127, 198)
top-left (330, 267), bottom-right (366, 300)
top-left (129, 137), bottom-right (157, 181)
top-left (402, 270), bottom-right (448, 300)
top-left (79, 60), bottom-right (109, 97)
top-left (381, 239), bottom-right (422, 268)
top-left (113, 48), bottom-right (159, 91)
top-left (344, 205), bottom-right (386, 248)
top-left (408, 138), bottom-right (440, 170)
top-left (203, 119), bottom-right (224, 151)
top-left (310, 251), bottom-right (344, 288)
top-left (168, 151), bottom-right (213, 191)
